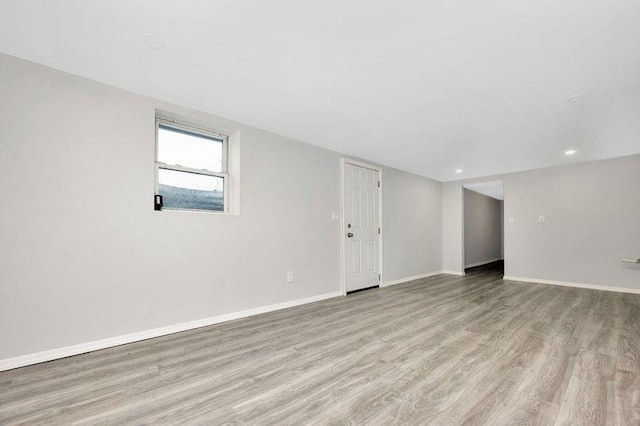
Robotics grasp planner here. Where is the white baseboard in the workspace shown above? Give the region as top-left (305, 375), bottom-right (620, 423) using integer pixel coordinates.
top-left (0, 291), bottom-right (343, 372)
top-left (381, 270), bottom-right (446, 287)
top-left (464, 258), bottom-right (503, 269)
top-left (442, 270), bottom-right (466, 276)
top-left (503, 276), bottom-right (640, 295)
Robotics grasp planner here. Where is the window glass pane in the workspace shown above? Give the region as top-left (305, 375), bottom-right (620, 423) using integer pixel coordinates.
top-left (157, 124), bottom-right (224, 172)
top-left (158, 169), bottom-right (224, 211)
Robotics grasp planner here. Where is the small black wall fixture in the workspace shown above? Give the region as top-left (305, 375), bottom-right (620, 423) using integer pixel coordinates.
top-left (154, 194), bottom-right (163, 211)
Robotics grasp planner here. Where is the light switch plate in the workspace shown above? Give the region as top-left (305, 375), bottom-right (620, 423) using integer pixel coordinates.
top-left (331, 212), bottom-right (340, 222)
top-left (508, 216), bottom-right (515, 224)
top-left (538, 215), bottom-right (546, 223)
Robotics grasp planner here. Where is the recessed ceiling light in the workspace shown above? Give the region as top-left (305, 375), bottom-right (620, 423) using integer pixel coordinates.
top-left (565, 149), bottom-right (577, 156)
top-left (455, 169), bottom-right (463, 174)
top-left (567, 94), bottom-right (587, 103)
top-left (143, 33), bottom-right (165, 50)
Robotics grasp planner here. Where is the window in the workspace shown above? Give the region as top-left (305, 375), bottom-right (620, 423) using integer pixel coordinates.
top-left (155, 118), bottom-right (228, 212)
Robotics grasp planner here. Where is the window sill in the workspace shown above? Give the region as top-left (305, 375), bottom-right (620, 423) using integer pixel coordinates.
top-left (156, 208), bottom-right (238, 216)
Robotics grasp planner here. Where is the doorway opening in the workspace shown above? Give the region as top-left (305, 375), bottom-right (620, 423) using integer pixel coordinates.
top-left (463, 180), bottom-right (504, 277)
top-left (341, 159), bottom-right (383, 295)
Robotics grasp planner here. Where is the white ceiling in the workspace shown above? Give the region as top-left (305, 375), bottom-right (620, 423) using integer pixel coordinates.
top-left (1, 0), bottom-right (639, 181)
top-left (464, 181), bottom-right (504, 201)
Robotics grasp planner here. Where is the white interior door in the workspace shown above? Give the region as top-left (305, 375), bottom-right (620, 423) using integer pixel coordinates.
top-left (344, 162), bottom-right (380, 292)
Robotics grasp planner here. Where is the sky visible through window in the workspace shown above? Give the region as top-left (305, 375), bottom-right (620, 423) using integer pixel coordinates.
top-left (157, 125), bottom-right (224, 192)
top-left (158, 169), bottom-right (223, 192)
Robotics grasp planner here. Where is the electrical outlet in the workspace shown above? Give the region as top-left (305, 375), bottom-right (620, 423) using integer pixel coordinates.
top-left (538, 215), bottom-right (546, 224)
top-left (508, 216), bottom-right (515, 224)
top-left (286, 271), bottom-right (294, 283)
top-left (331, 211), bottom-right (340, 222)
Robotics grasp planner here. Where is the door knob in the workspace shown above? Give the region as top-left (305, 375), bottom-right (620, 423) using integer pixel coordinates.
top-left (347, 232), bottom-right (354, 238)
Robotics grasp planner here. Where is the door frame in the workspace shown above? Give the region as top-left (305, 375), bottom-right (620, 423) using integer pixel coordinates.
top-left (340, 158), bottom-right (384, 296)
top-left (461, 180), bottom-right (505, 273)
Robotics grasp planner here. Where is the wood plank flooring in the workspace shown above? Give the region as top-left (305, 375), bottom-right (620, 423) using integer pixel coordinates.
top-left (2, 262), bottom-right (640, 425)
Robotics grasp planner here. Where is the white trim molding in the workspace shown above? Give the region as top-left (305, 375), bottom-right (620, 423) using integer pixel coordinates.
top-left (0, 291), bottom-right (342, 372)
top-left (464, 258), bottom-right (503, 269)
top-left (503, 276), bottom-right (640, 295)
top-left (381, 270), bottom-right (446, 287)
top-left (442, 270), bottom-right (466, 276)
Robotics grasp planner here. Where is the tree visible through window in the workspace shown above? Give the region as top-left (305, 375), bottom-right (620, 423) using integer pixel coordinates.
top-left (155, 118), bottom-right (228, 212)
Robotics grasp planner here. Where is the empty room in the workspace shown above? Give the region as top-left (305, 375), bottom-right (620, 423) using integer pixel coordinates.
top-left (1, 1), bottom-right (640, 424)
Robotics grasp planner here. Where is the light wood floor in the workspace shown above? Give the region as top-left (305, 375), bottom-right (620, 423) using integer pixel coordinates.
top-left (2, 263), bottom-right (640, 425)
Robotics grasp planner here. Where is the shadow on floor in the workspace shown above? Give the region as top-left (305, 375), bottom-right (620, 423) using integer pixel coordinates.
top-left (464, 260), bottom-right (504, 277)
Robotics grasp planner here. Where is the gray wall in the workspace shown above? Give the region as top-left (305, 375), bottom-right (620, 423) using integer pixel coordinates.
top-left (442, 183), bottom-right (464, 272)
top-left (445, 155), bottom-right (640, 290)
top-left (504, 155), bottom-right (640, 288)
top-left (464, 189), bottom-right (503, 267)
top-left (0, 53), bottom-right (443, 360)
top-left (383, 168), bottom-right (442, 280)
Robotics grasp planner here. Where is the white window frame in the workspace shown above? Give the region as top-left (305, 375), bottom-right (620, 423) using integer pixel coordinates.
top-left (154, 117), bottom-right (230, 213)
